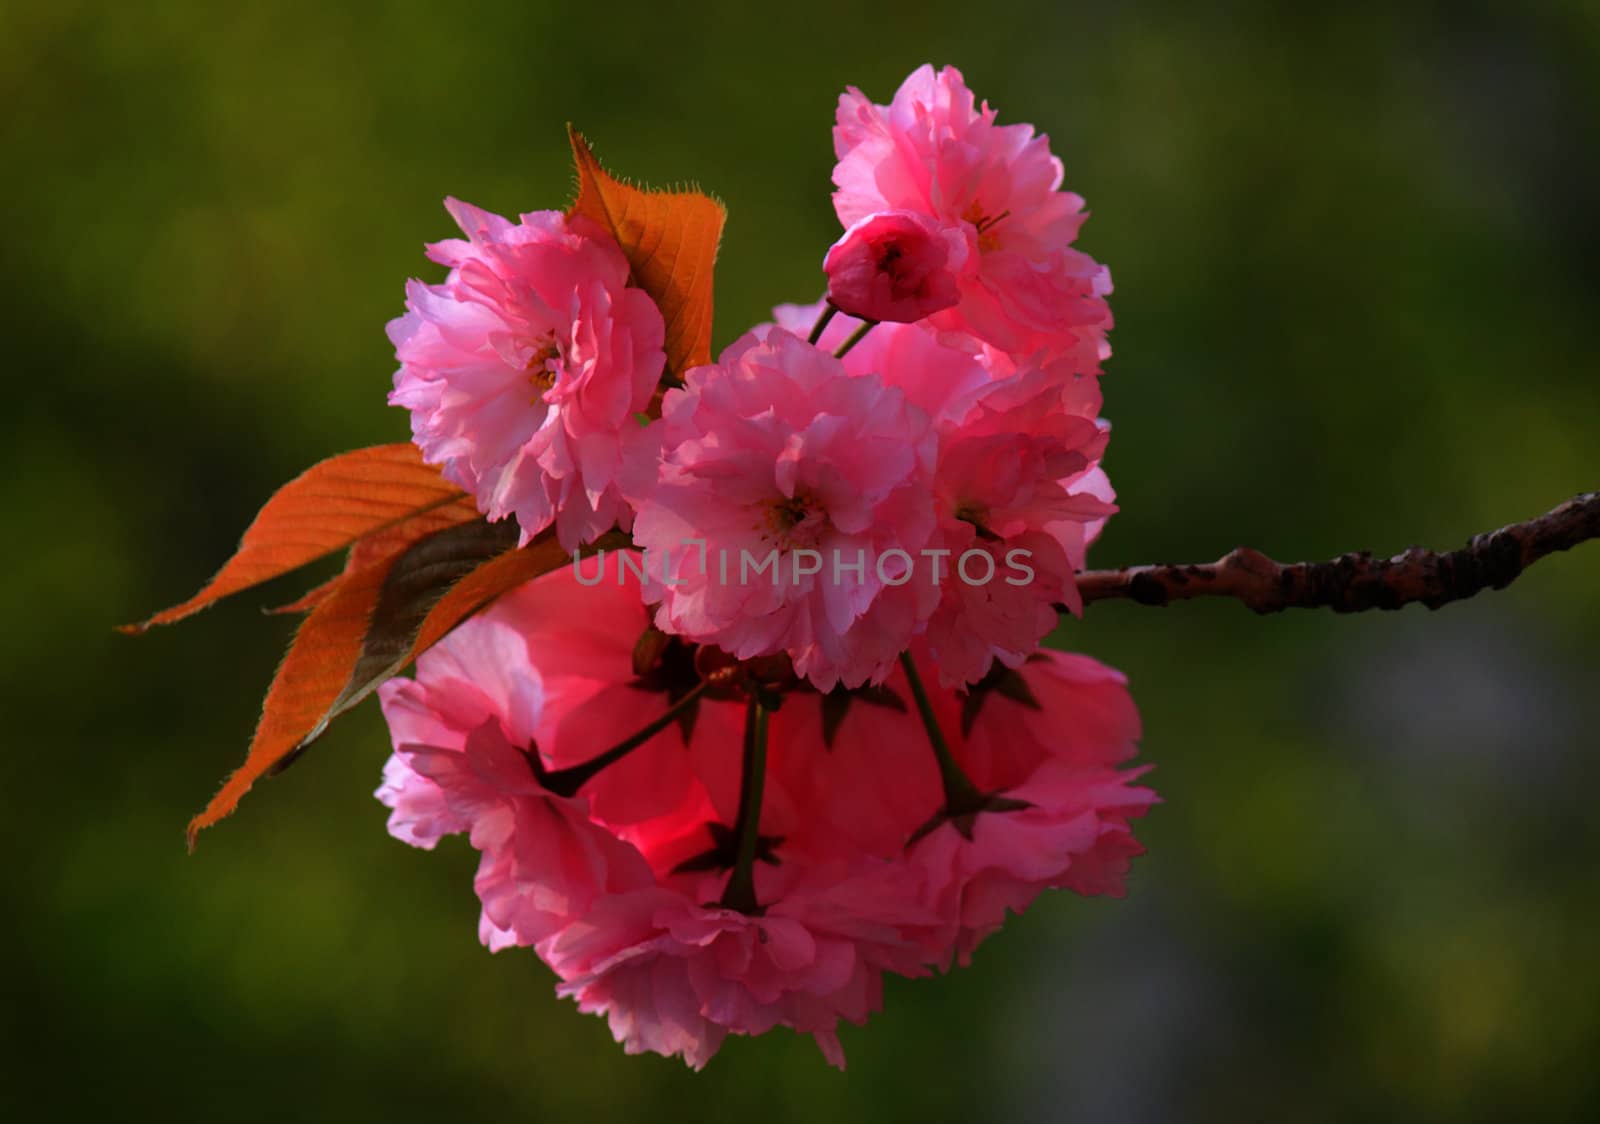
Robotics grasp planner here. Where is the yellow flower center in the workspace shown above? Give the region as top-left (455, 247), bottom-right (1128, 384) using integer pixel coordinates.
top-left (963, 203), bottom-right (1011, 253)
top-left (526, 338), bottom-right (561, 403)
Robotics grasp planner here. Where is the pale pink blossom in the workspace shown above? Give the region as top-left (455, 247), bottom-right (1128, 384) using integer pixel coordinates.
top-left (374, 752), bottom-right (464, 851)
top-left (773, 302), bottom-right (1118, 686)
top-left (547, 865), bottom-right (936, 1070)
top-left (823, 210), bottom-right (965, 323)
top-left (832, 65), bottom-right (1112, 367)
top-left (632, 327), bottom-right (938, 690)
top-left (774, 302), bottom-right (994, 423)
top-left (403, 721), bottom-right (658, 952)
top-left (388, 199), bottom-right (665, 550)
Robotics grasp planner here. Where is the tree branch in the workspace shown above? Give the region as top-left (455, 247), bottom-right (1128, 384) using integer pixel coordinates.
top-left (1072, 492), bottom-right (1599, 615)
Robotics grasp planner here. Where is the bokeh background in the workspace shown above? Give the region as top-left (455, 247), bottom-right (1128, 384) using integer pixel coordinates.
top-left (5, 0), bottom-right (1598, 1119)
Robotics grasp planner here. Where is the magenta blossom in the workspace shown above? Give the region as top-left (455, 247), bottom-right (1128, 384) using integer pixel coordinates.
top-left (376, 566), bottom-right (944, 1069)
top-left (484, 551), bottom-right (748, 830)
top-left (388, 199), bottom-right (665, 550)
top-left (632, 327), bottom-right (938, 690)
top-left (778, 646), bottom-right (1153, 967)
top-left (823, 210), bottom-right (966, 324)
top-left (832, 65), bottom-right (1112, 367)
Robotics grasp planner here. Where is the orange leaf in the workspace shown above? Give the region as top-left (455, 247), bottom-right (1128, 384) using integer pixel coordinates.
top-left (313, 527), bottom-right (630, 739)
top-left (265, 494), bottom-right (481, 616)
top-left (568, 125), bottom-right (726, 379)
top-left (185, 521), bottom-right (625, 847)
top-left (412, 529), bottom-right (629, 657)
top-left (124, 444), bottom-right (466, 632)
top-left (186, 553), bottom-right (392, 849)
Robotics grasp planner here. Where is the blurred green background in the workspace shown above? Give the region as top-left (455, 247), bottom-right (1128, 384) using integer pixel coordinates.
top-left (4, 0), bottom-right (1598, 1119)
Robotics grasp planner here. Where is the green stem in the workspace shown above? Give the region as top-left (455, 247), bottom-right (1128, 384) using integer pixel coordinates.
top-left (833, 319), bottom-right (877, 359)
top-left (898, 651), bottom-right (983, 810)
top-left (807, 303), bottom-right (839, 345)
top-left (534, 679), bottom-right (710, 798)
top-left (719, 697), bottom-right (770, 913)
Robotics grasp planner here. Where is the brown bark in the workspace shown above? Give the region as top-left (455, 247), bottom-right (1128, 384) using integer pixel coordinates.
top-left (1072, 492), bottom-right (1599, 614)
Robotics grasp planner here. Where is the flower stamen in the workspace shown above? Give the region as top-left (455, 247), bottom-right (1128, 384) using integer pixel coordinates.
top-left (526, 338), bottom-right (562, 401)
top-left (761, 490), bottom-right (826, 550)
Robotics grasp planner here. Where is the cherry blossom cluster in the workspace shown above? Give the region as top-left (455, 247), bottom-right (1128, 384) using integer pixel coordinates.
top-left (380, 65), bottom-right (1154, 1067)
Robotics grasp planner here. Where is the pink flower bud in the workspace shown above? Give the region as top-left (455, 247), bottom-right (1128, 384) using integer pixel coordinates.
top-left (823, 210), bottom-right (966, 323)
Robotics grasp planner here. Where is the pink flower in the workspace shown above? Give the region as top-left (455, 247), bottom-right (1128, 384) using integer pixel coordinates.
top-left (483, 551), bottom-right (749, 831)
top-left (832, 65), bottom-right (1112, 367)
top-left (771, 647), bottom-right (1154, 970)
top-left (768, 672), bottom-right (941, 863)
top-left (547, 866), bottom-right (937, 1070)
top-left (374, 752), bottom-right (464, 851)
top-left (375, 563), bottom-right (944, 1069)
top-left (632, 327), bottom-right (938, 690)
top-left (388, 199), bottom-right (666, 550)
top-left (774, 301), bottom-right (993, 424)
top-left (920, 369), bottom-right (1117, 686)
top-left (823, 210), bottom-right (965, 323)
top-left (911, 762), bottom-right (1154, 966)
top-left (906, 649), bottom-right (1156, 966)
top-left (377, 568), bottom-right (1155, 1065)
top-left (373, 79), bottom-right (1153, 1064)
top-left (377, 615), bottom-right (658, 951)
top-left (772, 303), bottom-right (1118, 686)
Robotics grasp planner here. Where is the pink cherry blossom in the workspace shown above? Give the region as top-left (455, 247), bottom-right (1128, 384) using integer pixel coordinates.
top-left (388, 199), bottom-right (665, 551)
top-left (377, 615), bottom-right (659, 951)
top-left (481, 551), bottom-right (748, 831)
top-left (374, 565), bottom-right (946, 1069)
top-left (774, 302), bottom-right (994, 423)
top-left (376, 573), bottom-right (1154, 1064)
top-left (823, 210), bottom-right (966, 324)
top-left (767, 674), bottom-right (941, 863)
top-left (772, 302), bottom-right (1118, 686)
top-left (762, 645), bottom-right (1153, 969)
top-left (632, 327), bottom-right (938, 690)
top-left (832, 65), bottom-right (1112, 367)
top-left (906, 649), bottom-right (1155, 966)
top-left (910, 761), bottom-right (1154, 966)
top-left (920, 369), bottom-right (1117, 686)
top-left (370, 74), bottom-right (1156, 1070)
top-left (547, 863), bottom-right (937, 1070)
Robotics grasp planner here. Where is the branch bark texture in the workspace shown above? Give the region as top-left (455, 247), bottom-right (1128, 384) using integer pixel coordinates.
top-left (1075, 492), bottom-right (1599, 614)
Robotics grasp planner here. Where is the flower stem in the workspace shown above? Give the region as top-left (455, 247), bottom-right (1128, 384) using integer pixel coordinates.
top-left (807, 303), bottom-right (839, 345)
top-left (719, 696), bottom-right (770, 913)
top-left (898, 651), bottom-right (983, 811)
top-left (533, 679), bottom-right (710, 798)
top-left (833, 319), bottom-right (877, 359)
